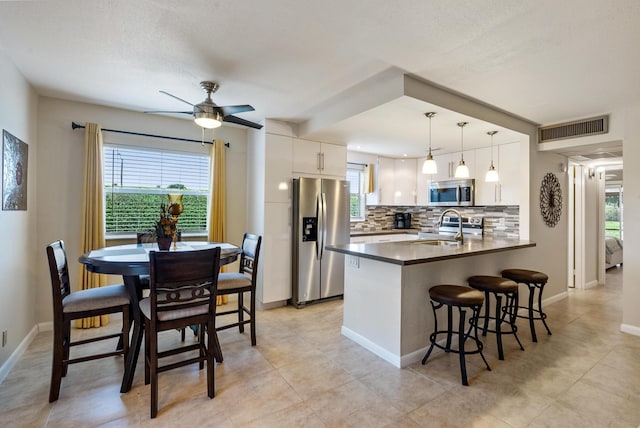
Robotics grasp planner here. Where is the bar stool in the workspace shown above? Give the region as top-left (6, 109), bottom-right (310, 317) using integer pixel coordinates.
top-left (421, 285), bottom-right (491, 386)
top-left (501, 269), bottom-right (552, 342)
top-left (467, 276), bottom-right (524, 360)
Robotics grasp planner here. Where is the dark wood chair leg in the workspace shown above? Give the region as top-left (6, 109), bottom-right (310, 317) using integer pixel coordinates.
top-left (144, 321), bottom-right (150, 386)
top-left (198, 324), bottom-right (205, 370)
top-left (207, 319), bottom-right (215, 399)
top-left (61, 321), bottom-right (71, 377)
top-left (238, 292), bottom-right (245, 333)
top-left (250, 292), bottom-right (256, 346)
top-left (49, 326), bottom-right (64, 402)
top-left (150, 325), bottom-right (158, 419)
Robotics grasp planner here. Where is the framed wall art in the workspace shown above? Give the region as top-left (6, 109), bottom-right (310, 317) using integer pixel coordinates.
top-left (2, 130), bottom-right (29, 210)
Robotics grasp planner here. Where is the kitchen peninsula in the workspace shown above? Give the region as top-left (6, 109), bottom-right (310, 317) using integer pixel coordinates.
top-left (326, 236), bottom-right (535, 368)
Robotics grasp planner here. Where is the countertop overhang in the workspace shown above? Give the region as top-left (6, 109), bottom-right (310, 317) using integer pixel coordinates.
top-left (327, 236), bottom-right (535, 266)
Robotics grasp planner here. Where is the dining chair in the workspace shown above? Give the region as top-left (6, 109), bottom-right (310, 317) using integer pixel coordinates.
top-left (136, 232), bottom-right (193, 340)
top-left (139, 247), bottom-right (221, 418)
top-left (46, 240), bottom-right (131, 403)
top-left (215, 233), bottom-right (262, 353)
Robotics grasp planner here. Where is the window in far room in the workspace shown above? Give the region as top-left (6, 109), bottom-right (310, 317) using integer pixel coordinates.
top-left (103, 144), bottom-right (210, 236)
top-left (347, 165), bottom-right (365, 221)
top-left (605, 184), bottom-right (623, 239)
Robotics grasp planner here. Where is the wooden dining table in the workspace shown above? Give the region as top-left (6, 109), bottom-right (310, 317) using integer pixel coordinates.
top-left (79, 241), bottom-right (242, 393)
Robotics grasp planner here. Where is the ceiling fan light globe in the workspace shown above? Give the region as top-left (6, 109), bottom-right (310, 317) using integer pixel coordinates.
top-left (454, 161), bottom-right (469, 178)
top-left (485, 166), bottom-right (499, 182)
top-left (194, 111), bottom-right (222, 129)
top-left (422, 158), bottom-right (438, 174)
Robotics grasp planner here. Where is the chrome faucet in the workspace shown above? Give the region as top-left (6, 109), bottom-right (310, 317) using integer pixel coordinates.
top-left (437, 208), bottom-right (464, 244)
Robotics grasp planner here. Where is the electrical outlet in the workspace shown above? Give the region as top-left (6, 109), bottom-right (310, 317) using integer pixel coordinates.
top-left (347, 255), bottom-right (359, 269)
top-left (2, 330), bottom-right (7, 347)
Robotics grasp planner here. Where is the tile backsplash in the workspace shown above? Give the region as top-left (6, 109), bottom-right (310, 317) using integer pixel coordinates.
top-left (351, 205), bottom-right (520, 238)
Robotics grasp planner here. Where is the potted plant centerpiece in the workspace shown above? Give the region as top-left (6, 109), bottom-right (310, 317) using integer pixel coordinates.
top-left (155, 203), bottom-right (177, 250)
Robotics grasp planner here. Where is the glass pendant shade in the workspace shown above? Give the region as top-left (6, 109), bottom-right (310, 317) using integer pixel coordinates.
top-left (422, 112), bottom-right (438, 175)
top-left (485, 165), bottom-right (499, 182)
top-left (485, 130), bottom-right (499, 182)
top-left (422, 154), bottom-right (438, 174)
top-left (454, 121), bottom-right (469, 178)
top-left (455, 160), bottom-right (469, 178)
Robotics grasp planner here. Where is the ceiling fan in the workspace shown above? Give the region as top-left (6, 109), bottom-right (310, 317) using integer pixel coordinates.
top-left (145, 81), bottom-right (263, 130)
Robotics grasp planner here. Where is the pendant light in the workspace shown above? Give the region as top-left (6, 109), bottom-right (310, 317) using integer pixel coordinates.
top-left (422, 112), bottom-right (438, 174)
top-left (454, 122), bottom-right (469, 178)
top-left (485, 130), bottom-right (500, 182)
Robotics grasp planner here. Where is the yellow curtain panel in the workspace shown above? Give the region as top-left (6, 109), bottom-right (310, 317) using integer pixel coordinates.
top-left (209, 140), bottom-right (228, 305)
top-left (365, 164), bottom-right (375, 193)
top-left (76, 123), bottom-right (109, 328)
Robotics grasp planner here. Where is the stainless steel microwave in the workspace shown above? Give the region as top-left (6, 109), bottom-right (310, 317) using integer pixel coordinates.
top-left (428, 179), bottom-right (475, 206)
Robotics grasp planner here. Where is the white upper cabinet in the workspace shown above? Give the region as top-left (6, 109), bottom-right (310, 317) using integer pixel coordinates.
top-left (292, 138), bottom-right (346, 178)
top-left (496, 142), bottom-right (521, 205)
top-left (393, 158), bottom-right (417, 205)
top-left (474, 146), bottom-right (495, 205)
top-left (415, 156), bottom-right (431, 205)
top-left (265, 133), bottom-right (293, 203)
top-left (377, 157), bottom-right (418, 206)
top-left (432, 153), bottom-right (455, 181)
top-left (377, 156), bottom-right (396, 205)
top-left (471, 142), bottom-right (521, 206)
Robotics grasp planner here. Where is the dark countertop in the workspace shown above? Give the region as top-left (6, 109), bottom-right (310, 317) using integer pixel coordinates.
top-left (350, 228), bottom-right (420, 237)
top-left (327, 236), bottom-right (535, 266)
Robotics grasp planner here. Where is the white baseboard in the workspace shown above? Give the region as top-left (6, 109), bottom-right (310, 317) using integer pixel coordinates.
top-left (585, 280), bottom-right (599, 290)
top-left (38, 321), bottom-right (53, 332)
top-left (341, 326), bottom-right (403, 368)
top-left (0, 324), bottom-right (40, 384)
top-left (620, 323), bottom-right (640, 336)
top-left (544, 290), bottom-right (568, 305)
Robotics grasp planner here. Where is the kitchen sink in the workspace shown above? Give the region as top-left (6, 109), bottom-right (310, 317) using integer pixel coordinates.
top-left (411, 239), bottom-right (460, 246)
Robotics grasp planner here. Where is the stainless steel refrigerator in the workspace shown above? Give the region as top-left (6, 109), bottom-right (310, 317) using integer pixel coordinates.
top-left (292, 177), bottom-right (350, 307)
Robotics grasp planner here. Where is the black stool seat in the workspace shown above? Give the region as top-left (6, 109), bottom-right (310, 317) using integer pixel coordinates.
top-left (501, 269), bottom-right (552, 342)
top-left (467, 276), bottom-right (524, 360)
top-left (429, 285), bottom-right (485, 307)
top-left (467, 276), bottom-right (518, 293)
top-left (501, 269), bottom-right (548, 284)
top-left (422, 285), bottom-right (491, 386)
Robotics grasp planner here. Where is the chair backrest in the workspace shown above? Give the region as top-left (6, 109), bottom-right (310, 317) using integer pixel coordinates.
top-left (239, 233), bottom-right (262, 287)
top-left (148, 247), bottom-right (221, 322)
top-left (46, 240), bottom-right (71, 319)
top-left (137, 231), bottom-right (182, 244)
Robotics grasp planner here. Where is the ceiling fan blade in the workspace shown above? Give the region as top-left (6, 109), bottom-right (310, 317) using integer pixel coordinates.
top-left (159, 90), bottom-right (194, 106)
top-left (220, 104), bottom-right (255, 116)
top-left (223, 115), bottom-right (263, 130)
top-left (144, 110), bottom-right (193, 115)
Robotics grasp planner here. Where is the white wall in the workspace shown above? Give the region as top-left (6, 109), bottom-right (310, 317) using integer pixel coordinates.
top-left (0, 52), bottom-right (39, 368)
top-left (36, 97), bottom-right (248, 324)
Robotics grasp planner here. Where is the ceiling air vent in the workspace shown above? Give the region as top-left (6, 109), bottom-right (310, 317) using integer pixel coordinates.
top-left (539, 115), bottom-right (608, 143)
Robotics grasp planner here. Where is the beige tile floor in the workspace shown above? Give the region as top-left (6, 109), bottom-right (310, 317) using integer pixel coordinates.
top-left (2, 267), bottom-right (640, 427)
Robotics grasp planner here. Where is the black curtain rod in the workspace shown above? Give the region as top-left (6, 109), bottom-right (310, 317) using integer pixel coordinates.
top-left (71, 122), bottom-right (229, 147)
top-left (347, 161), bottom-right (368, 167)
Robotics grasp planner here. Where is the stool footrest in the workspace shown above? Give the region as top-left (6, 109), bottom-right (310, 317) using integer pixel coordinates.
top-left (428, 330), bottom-right (486, 356)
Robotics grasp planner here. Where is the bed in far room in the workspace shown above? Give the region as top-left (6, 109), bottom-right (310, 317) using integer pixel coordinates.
top-left (605, 236), bottom-right (623, 269)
